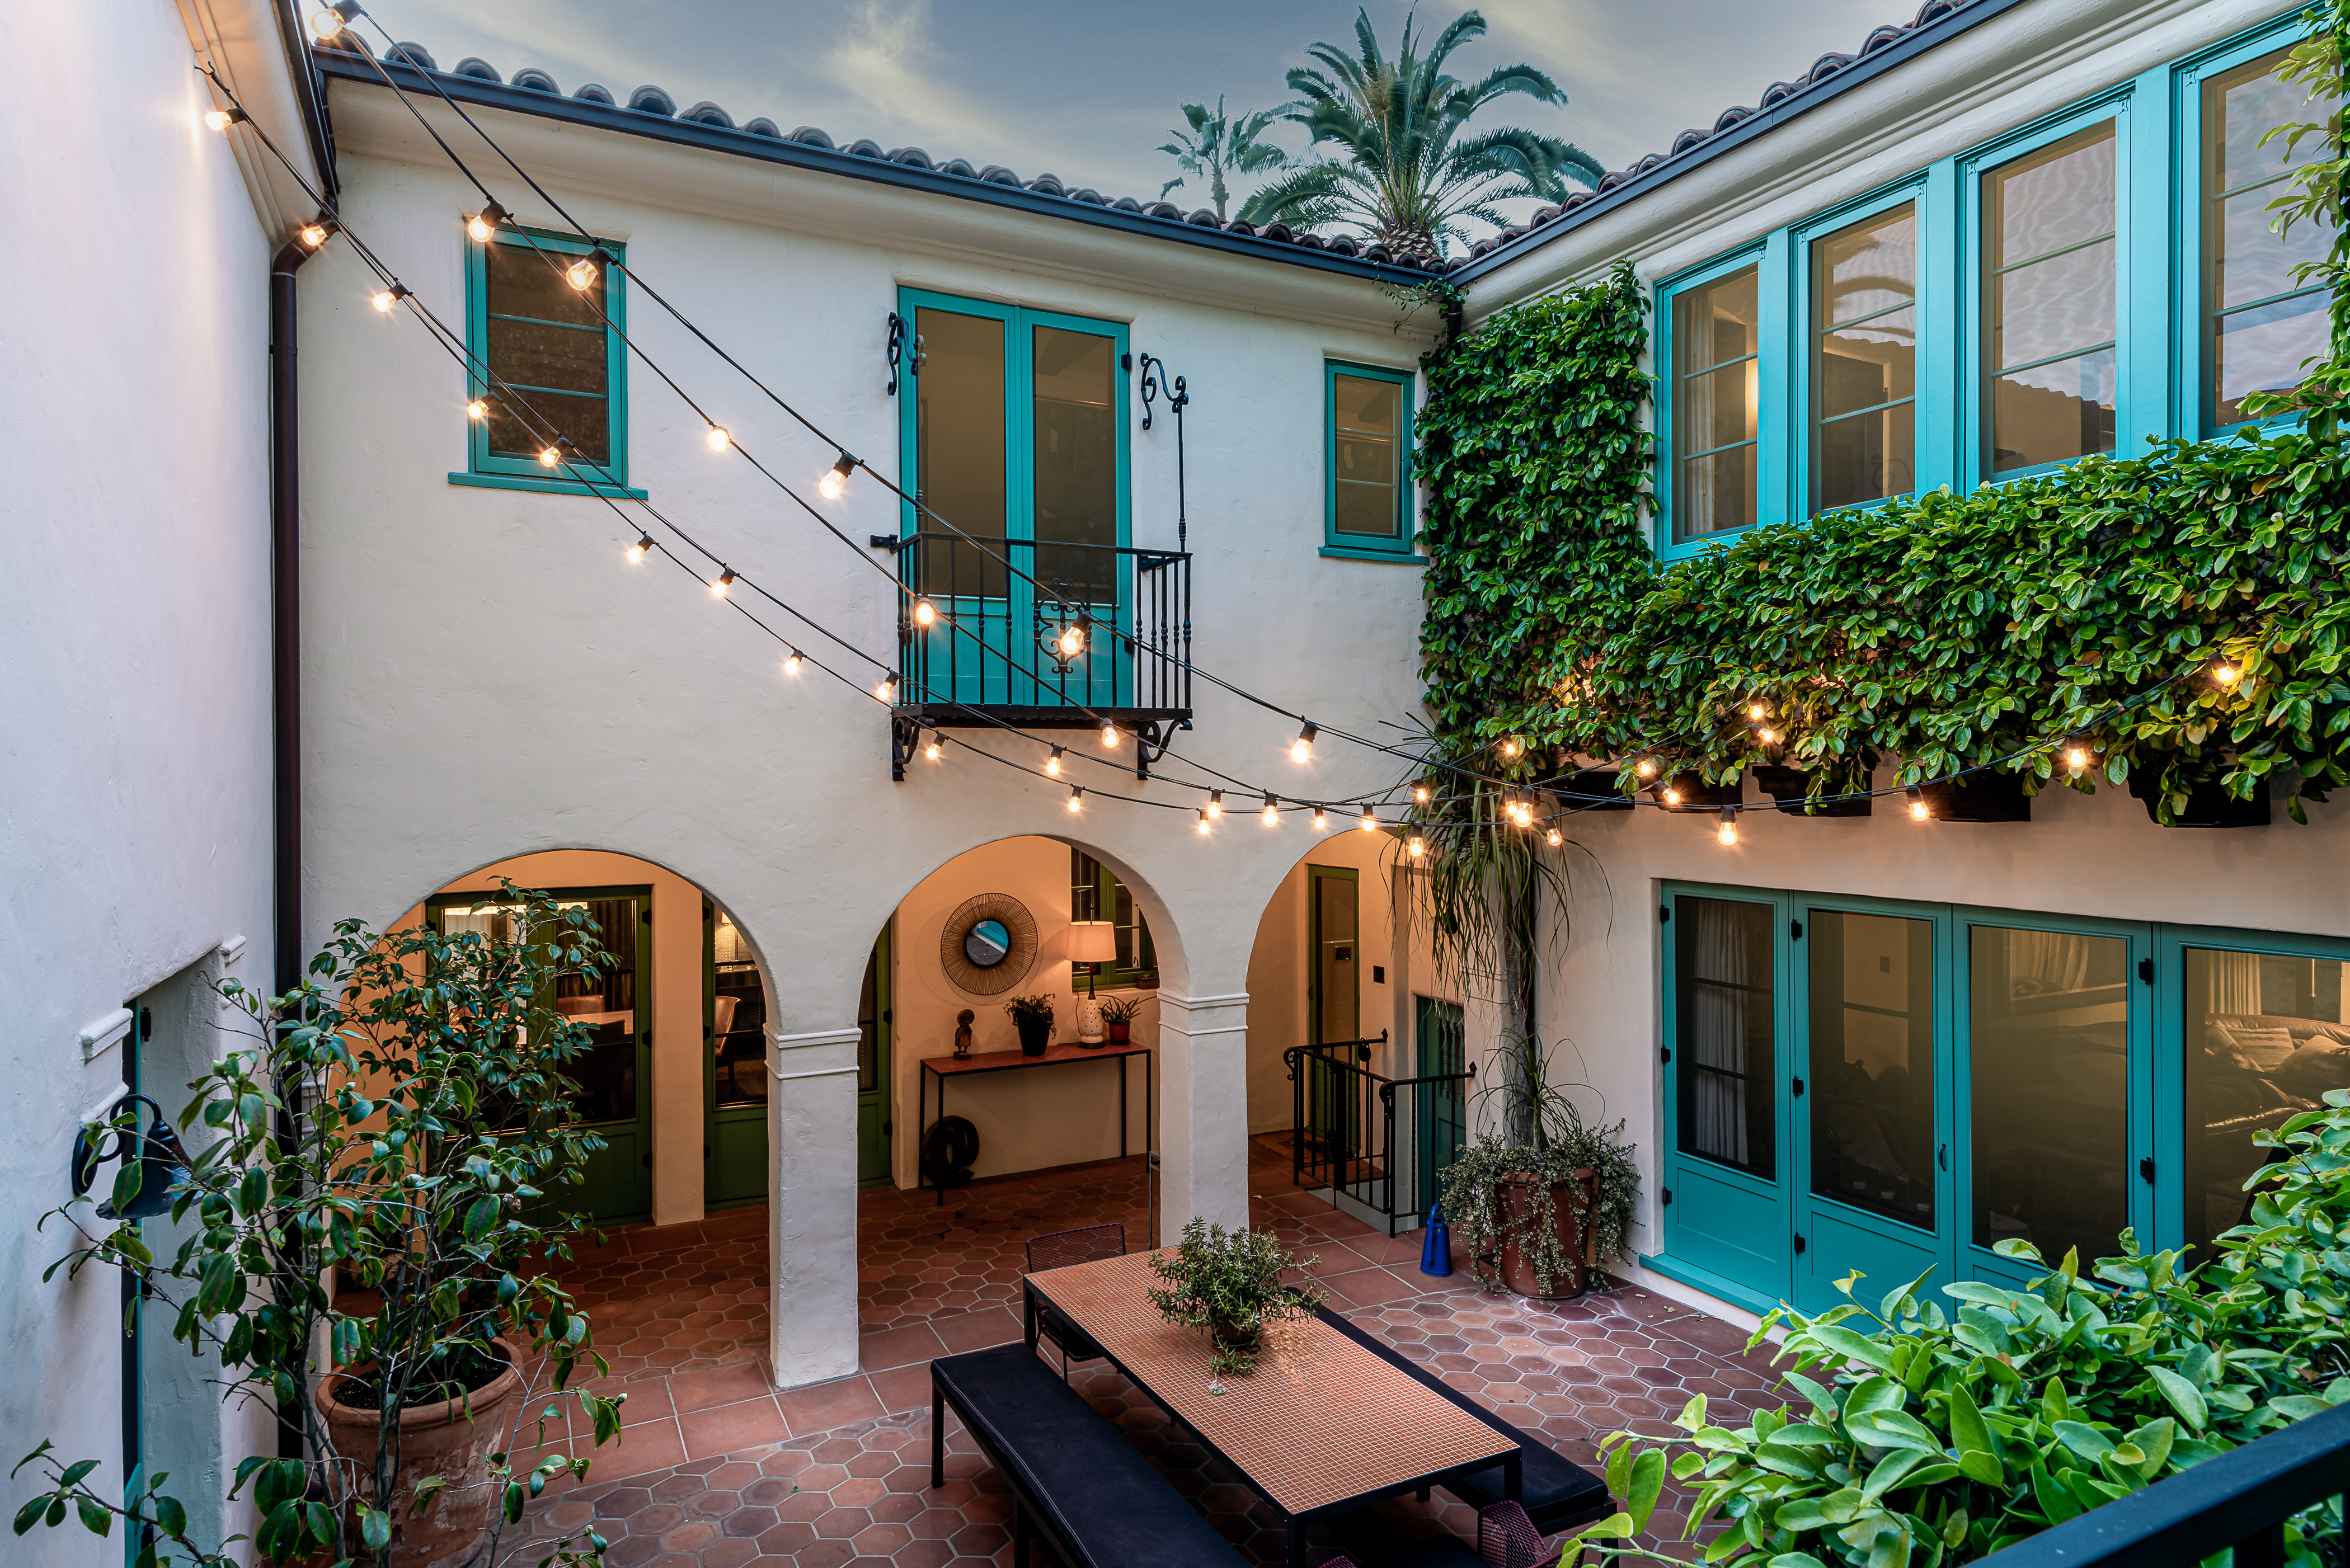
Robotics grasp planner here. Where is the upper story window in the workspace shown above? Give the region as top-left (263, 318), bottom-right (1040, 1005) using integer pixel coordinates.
top-left (1984, 121), bottom-right (2118, 477)
top-left (1671, 265), bottom-right (1761, 543)
top-left (1814, 204), bottom-right (1917, 510)
top-left (2206, 46), bottom-right (2337, 426)
top-left (458, 227), bottom-right (633, 496)
top-left (1324, 361), bottom-right (1418, 558)
top-left (1072, 848), bottom-right (1156, 986)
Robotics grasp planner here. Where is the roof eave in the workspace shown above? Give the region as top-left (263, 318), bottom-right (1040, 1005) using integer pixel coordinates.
top-left (314, 49), bottom-right (1442, 287)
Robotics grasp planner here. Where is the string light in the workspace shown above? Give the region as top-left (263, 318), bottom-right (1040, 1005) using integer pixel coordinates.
top-left (784, 649), bottom-right (803, 674)
top-left (1634, 758), bottom-right (1657, 779)
top-left (2065, 742), bottom-right (2094, 772)
top-left (1359, 804), bottom-right (1379, 832)
top-left (1291, 723), bottom-right (1317, 764)
top-left (1100, 721), bottom-right (1120, 749)
top-left (1312, 806), bottom-right (1328, 831)
top-left (1906, 785), bottom-right (1930, 822)
top-left (1414, 783), bottom-right (1430, 804)
top-left (819, 451), bottom-right (857, 500)
top-left (1262, 792), bottom-right (1280, 825)
top-left (1066, 786), bottom-right (1083, 813)
top-left (1408, 834), bottom-right (1426, 859)
top-left (370, 284), bottom-right (409, 312)
top-left (538, 444), bottom-right (562, 468)
top-left (912, 598), bottom-right (936, 627)
top-left (563, 257), bottom-right (597, 291)
top-left (1747, 702), bottom-right (1768, 722)
top-left (706, 425), bottom-right (731, 451)
top-left (298, 218), bottom-right (335, 249)
top-left (1196, 808), bottom-right (1211, 835)
top-left (465, 395), bottom-right (493, 421)
top-left (711, 567), bottom-right (737, 599)
top-left (1499, 737), bottom-right (1522, 761)
top-left (924, 732), bottom-right (943, 762)
top-left (204, 107), bottom-right (248, 131)
top-left (1206, 790), bottom-right (1223, 820)
top-left (1756, 727), bottom-right (1780, 746)
top-left (876, 675), bottom-right (897, 701)
top-left (310, 3), bottom-right (356, 39)
top-left (626, 532), bottom-right (652, 563)
top-left (1662, 786), bottom-right (1682, 807)
top-left (1717, 807), bottom-right (1740, 847)
top-left (1045, 747), bottom-right (1064, 777)
top-left (1546, 826), bottom-right (1563, 847)
top-left (466, 201), bottom-right (508, 243)
top-left (1056, 622), bottom-right (1086, 659)
top-left (2212, 660), bottom-right (2241, 687)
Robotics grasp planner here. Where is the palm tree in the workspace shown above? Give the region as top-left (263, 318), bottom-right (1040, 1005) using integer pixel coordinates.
top-left (1157, 97), bottom-right (1294, 222)
top-left (1238, 8), bottom-right (1604, 257)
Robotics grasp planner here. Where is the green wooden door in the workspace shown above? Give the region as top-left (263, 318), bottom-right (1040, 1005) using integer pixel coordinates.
top-left (857, 925), bottom-right (894, 1187)
top-left (707, 902), bottom-right (770, 1208)
top-left (1414, 996), bottom-right (1466, 1217)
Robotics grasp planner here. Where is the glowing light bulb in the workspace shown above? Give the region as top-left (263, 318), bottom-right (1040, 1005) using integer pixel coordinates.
top-left (1906, 786), bottom-right (1930, 822)
top-left (1547, 827), bottom-right (1563, 847)
top-left (1635, 758), bottom-right (1656, 779)
top-left (1206, 792), bottom-right (1223, 820)
top-left (1045, 747), bottom-right (1064, 777)
top-left (564, 257), bottom-right (596, 291)
top-left (1408, 834), bottom-right (1426, 859)
top-left (466, 203), bottom-right (506, 243)
top-left (372, 284), bottom-right (408, 312)
top-left (785, 649), bottom-right (803, 674)
top-left (538, 445), bottom-right (562, 468)
top-left (913, 599), bottom-right (936, 627)
top-left (204, 108), bottom-right (244, 132)
top-left (1312, 807), bottom-right (1328, 831)
top-left (876, 676), bottom-right (896, 701)
top-left (1748, 702), bottom-right (1768, 722)
top-left (1414, 784), bottom-right (1430, 804)
top-left (310, 6), bottom-right (347, 38)
top-left (2065, 745), bottom-right (2092, 771)
top-left (707, 425), bottom-right (732, 451)
top-left (466, 397), bottom-right (491, 421)
top-left (1500, 737), bottom-right (1521, 761)
top-left (1757, 727), bottom-right (1780, 746)
top-left (1057, 624), bottom-right (1085, 658)
top-left (1262, 793), bottom-right (1280, 826)
top-left (1101, 722), bottom-right (1120, 750)
top-left (1197, 809), bottom-right (1211, 835)
top-left (1291, 723), bottom-right (1317, 764)
top-left (711, 568), bottom-right (736, 599)
top-left (2213, 661), bottom-right (2241, 686)
top-left (1717, 807), bottom-right (1739, 847)
top-left (819, 451), bottom-right (856, 499)
top-left (1066, 787), bottom-right (1083, 814)
top-left (299, 221), bottom-right (332, 249)
top-left (1662, 787), bottom-right (1682, 807)
top-left (924, 734), bottom-right (943, 762)
top-left (626, 533), bottom-right (652, 563)
top-left (1359, 806), bottom-right (1379, 833)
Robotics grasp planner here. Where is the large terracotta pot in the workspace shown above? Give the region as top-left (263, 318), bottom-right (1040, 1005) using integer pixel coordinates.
top-left (314, 1336), bottom-right (525, 1568)
top-left (1481, 1169), bottom-right (1599, 1301)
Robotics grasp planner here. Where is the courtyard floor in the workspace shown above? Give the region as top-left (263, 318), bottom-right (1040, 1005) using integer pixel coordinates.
top-left (511, 1143), bottom-right (1781, 1567)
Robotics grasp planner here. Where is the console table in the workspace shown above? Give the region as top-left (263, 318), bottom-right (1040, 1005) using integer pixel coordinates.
top-left (916, 1040), bottom-right (1152, 1204)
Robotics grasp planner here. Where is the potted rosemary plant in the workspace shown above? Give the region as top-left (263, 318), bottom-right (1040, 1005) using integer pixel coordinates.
top-left (16, 882), bottom-right (623, 1568)
top-left (1144, 1219), bottom-right (1327, 1376)
top-left (1005, 993), bottom-right (1056, 1056)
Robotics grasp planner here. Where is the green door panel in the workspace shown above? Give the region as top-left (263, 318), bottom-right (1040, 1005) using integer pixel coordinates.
top-left (857, 924), bottom-right (894, 1187)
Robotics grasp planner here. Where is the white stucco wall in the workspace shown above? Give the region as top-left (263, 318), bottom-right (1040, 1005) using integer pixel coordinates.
top-left (0, 3), bottom-right (286, 1560)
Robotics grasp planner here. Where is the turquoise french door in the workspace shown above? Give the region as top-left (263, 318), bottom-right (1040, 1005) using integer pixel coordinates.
top-left (1660, 883), bottom-right (2158, 1316)
top-left (895, 289), bottom-right (1129, 710)
top-left (1415, 996), bottom-right (1467, 1216)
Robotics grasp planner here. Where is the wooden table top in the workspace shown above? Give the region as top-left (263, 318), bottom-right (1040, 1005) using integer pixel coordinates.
top-left (924, 1040), bottom-right (1150, 1076)
top-left (1027, 1250), bottom-right (1514, 1516)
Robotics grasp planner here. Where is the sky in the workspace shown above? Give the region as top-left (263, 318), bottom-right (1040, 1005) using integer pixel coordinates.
top-left (355, 0), bottom-right (1911, 246)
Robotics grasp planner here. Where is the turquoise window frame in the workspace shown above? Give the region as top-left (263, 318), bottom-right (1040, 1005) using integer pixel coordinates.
top-left (1653, 237), bottom-right (1789, 561)
top-left (2172, 12), bottom-right (2326, 439)
top-left (1647, 880), bottom-right (2336, 1316)
top-left (452, 224), bottom-right (642, 501)
top-left (1322, 359), bottom-right (1421, 561)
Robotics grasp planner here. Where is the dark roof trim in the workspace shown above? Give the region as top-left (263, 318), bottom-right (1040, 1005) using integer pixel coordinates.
top-left (271, 0), bottom-right (337, 200)
top-left (1447, 0), bottom-right (2032, 287)
top-left (314, 48), bottom-right (1442, 288)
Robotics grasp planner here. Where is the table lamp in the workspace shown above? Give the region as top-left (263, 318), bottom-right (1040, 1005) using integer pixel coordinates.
top-left (1068, 920), bottom-right (1117, 1044)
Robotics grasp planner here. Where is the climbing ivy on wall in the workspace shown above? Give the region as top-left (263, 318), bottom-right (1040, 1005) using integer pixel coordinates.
top-left (1416, 236), bottom-right (2350, 827)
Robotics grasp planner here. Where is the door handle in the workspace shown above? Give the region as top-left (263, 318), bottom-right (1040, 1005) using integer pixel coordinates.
top-left (1938, 1143), bottom-right (1947, 1171)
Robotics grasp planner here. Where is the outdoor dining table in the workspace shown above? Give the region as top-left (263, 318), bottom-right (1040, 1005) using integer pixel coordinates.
top-left (1022, 1250), bottom-right (1522, 1568)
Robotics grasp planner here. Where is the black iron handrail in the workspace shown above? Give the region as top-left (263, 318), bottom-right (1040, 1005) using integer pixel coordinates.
top-left (1982, 1397), bottom-right (2350, 1566)
top-left (890, 531), bottom-right (1191, 722)
top-left (1284, 1034), bottom-right (1475, 1237)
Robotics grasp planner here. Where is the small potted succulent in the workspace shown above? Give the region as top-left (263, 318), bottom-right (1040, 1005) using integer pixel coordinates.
top-left (1098, 994), bottom-right (1141, 1047)
top-left (1004, 993), bottom-right (1056, 1056)
top-left (1145, 1219), bottom-right (1326, 1381)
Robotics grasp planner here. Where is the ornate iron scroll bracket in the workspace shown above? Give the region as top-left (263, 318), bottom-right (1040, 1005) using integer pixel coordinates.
top-left (886, 312), bottom-right (924, 397)
top-left (1137, 352), bottom-right (1192, 551)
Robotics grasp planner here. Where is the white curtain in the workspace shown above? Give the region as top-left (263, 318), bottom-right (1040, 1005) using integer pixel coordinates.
top-left (2009, 930), bottom-right (2092, 995)
top-left (1689, 901), bottom-right (1753, 1165)
top-left (2204, 950), bottom-right (2263, 1016)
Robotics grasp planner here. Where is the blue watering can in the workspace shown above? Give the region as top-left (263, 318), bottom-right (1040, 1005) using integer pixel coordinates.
top-left (1419, 1202), bottom-right (1453, 1277)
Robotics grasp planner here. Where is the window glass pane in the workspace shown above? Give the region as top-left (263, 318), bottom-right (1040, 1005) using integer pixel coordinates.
top-left (485, 241), bottom-right (610, 467)
top-left (451, 897), bottom-right (641, 1127)
top-left (1808, 911), bottom-right (1936, 1230)
top-left (1675, 896), bottom-right (1775, 1178)
top-left (1815, 204), bottom-right (1916, 510)
top-left (1673, 267), bottom-right (1760, 543)
top-left (715, 910), bottom-right (767, 1108)
top-left (1033, 326), bottom-right (1117, 600)
top-left (1315, 873), bottom-right (1359, 1043)
top-left (2208, 49), bottom-right (2339, 425)
top-left (1986, 124), bottom-right (2117, 473)
top-left (1968, 925), bottom-right (2128, 1259)
top-left (2183, 947), bottom-right (2350, 1255)
top-left (915, 307), bottom-right (1008, 597)
top-left (1333, 373), bottom-right (1401, 538)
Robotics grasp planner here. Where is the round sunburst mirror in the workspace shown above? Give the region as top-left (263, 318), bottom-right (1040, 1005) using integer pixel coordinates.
top-left (938, 893), bottom-right (1037, 995)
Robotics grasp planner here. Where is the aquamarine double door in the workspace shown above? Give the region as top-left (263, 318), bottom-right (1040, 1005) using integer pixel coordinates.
top-left (1659, 885), bottom-right (2155, 1316)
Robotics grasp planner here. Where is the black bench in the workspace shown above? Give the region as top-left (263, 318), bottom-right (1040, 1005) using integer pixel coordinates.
top-left (1315, 1308), bottom-right (1614, 1534)
top-left (931, 1343), bottom-right (1249, 1568)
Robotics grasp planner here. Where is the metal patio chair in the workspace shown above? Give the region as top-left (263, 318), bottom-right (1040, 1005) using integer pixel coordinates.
top-left (1023, 1222), bottom-right (1124, 1380)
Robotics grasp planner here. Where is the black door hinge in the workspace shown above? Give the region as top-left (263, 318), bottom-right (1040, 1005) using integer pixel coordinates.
top-left (1661, 1188), bottom-right (1672, 1207)
top-left (2140, 1156), bottom-right (2156, 1184)
top-left (1791, 920), bottom-right (1804, 940)
top-left (1661, 1047), bottom-right (1672, 1063)
top-left (2137, 958), bottom-right (2155, 984)
top-left (1793, 1233), bottom-right (1807, 1254)
top-left (1792, 1077), bottom-right (1806, 1097)
top-left (642, 1152), bottom-right (653, 1167)
top-left (1660, 905), bottom-right (1671, 924)
top-left (642, 908), bottom-right (652, 924)
top-left (883, 1120), bottom-right (893, 1137)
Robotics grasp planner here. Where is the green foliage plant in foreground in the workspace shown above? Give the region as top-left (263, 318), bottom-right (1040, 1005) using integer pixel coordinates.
top-left (1554, 1089), bottom-right (2350, 1566)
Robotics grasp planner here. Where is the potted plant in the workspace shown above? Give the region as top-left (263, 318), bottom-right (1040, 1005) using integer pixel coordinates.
top-left (16, 881), bottom-right (623, 1568)
top-left (1144, 1219), bottom-right (1327, 1378)
top-left (1005, 993), bottom-right (1055, 1056)
top-left (1098, 994), bottom-right (1141, 1047)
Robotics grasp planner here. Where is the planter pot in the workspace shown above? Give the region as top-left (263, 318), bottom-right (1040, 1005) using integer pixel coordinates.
top-left (1478, 1169), bottom-right (1599, 1301)
top-left (1106, 1020), bottom-right (1131, 1046)
top-left (1207, 1313), bottom-right (1262, 1367)
top-left (313, 1336), bottom-right (525, 1568)
top-left (1014, 1015), bottom-right (1052, 1056)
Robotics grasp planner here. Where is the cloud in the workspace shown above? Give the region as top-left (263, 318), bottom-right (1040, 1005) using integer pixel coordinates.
top-left (820, 0), bottom-right (1061, 166)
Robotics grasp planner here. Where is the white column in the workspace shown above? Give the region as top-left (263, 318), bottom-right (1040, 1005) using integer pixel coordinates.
top-left (767, 1024), bottom-right (861, 1388)
top-left (1155, 990), bottom-right (1250, 1238)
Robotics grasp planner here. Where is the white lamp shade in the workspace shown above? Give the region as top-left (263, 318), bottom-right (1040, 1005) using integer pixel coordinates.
top-left (1066, 921), bottom-right (1118, 964)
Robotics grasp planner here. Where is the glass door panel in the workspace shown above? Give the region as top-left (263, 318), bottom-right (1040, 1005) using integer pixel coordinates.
top-left (1967, 924), bottom-right (2131, 1265)
top-left (1030, 324), bottom-right (1120, 705)
top-left (1416, 996), bottom-right (1467, 1218)
top-left (707, 906), bottom-right (770, 1207)
top-left (914, 305), bottom-right (1011, 705)
top-left (1306, 866), bottom-right (1361, 1168)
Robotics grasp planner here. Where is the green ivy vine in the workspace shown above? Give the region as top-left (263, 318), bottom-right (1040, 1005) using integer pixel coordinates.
top-left (1415, 45), bottom-right (2350, 826)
